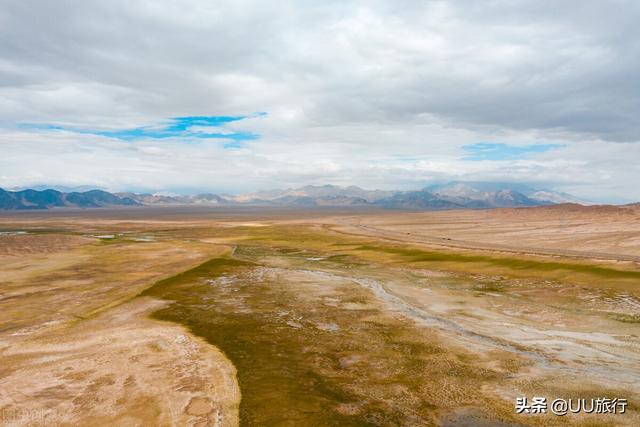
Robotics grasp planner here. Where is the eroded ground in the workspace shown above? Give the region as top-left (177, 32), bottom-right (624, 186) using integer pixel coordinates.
top-left (1, 207), bottom-right (639, 426)
top-left (328, 204), bottom-right (640, 262)
top-left (0, 222), bottom-right (239, 426)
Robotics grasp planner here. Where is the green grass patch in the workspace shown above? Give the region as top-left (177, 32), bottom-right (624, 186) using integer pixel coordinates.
top-left (141, 257), bottom-right (253, 297)
top-left (472, 282), bottom-right (508, 293)
top-left (140, 253), bottom-right (523, 426)
top-left (608, 313), bottom-right (640, 324)
top-left (233, 225), bottom-right (640, 289)
top-left (353, 244), bottom-right (640, 280)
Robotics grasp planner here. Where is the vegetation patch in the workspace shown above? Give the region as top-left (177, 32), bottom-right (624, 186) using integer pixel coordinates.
top-left (608, 313), bottom-right (640, 324)
top-left (142, 255), bottom-right (523, 426)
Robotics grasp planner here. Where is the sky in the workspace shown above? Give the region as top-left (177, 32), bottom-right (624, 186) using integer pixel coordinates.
top-left (1, 1), bottom-right (639, 202)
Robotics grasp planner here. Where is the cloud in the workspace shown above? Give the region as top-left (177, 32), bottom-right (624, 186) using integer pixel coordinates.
top-left (0, 1), bottom-right (639, 202)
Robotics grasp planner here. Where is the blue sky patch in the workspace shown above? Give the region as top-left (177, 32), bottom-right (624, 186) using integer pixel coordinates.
top-left (22, 113), bottom-right (266, 143)
top-left (462, 142), bottom-right (563, 161)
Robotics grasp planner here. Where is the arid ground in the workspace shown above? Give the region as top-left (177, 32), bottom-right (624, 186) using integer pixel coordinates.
top-left (1, 204), bottom-right (639, 426)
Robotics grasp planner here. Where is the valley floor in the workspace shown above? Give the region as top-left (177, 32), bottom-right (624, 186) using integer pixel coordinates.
top-left (1, 206), bottom-right (639, 426)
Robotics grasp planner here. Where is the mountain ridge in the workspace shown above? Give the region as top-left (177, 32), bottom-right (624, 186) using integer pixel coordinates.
top-left (0, 188), bottom-right (139, 210)
top-left (0, 183), bottom-right (600, 210)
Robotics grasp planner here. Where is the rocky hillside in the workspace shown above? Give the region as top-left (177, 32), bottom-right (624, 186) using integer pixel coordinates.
top-left (0, 188), bottom-right (139, 210)
top-left (2, 183), bottom-right (597, 210)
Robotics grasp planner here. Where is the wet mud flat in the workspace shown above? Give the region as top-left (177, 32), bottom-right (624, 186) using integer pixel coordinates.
top-left (2, 212), bottom-right (639, 426)
top-left (140, 250), bottom-right (530, 426)
top-left (2, 207), bottom-right (640, 426)
top-left (141, 239), bottom-right (640, 426)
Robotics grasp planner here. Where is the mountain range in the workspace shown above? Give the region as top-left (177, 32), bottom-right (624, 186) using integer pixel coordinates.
top-left (0, 182), bottom-right (593, 210)
top-left (0, 188), bottom-right (139, 210)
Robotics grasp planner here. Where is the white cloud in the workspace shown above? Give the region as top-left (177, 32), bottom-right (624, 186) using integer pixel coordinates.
top-left (0, 0), bottom-right (639, 202)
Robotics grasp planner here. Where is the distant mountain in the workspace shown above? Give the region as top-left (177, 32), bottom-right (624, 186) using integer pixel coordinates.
top-left (66, 190), bottom-right (139, 208)
top-left (427, 181), bottom-right (536, 196)
top-left (374, 188), bottom-right (539, 210)
top-left (9, 184), bottom-right (101, 193)
top-left (527, 190), bottom-right (592, 205)
top-left (191, 193), bottom-right (229, 204)
top-left (226, 183), bottom-right (564, 210)
top-left (0, 188), bottom-right (24, 209)
top-left (425, 182), bottom-right (591, 207)
top-left (374, 190), bottom-right (464, 210)
top-left (484, 189), bottom-right (540, 207)
top-left (117, 192), bottom-right (230, 205)
top-left (1, 182), bottom-right (594, 211)
top-left (116, 193), bottom-right (186, 205)
top-left (233, 184), bottom-right (393, 204)
top-left (0, 188), bottom-right (139, 210)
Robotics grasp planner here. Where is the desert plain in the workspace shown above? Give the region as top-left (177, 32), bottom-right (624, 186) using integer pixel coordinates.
top-left (1, 204), bottom-right (639, 426)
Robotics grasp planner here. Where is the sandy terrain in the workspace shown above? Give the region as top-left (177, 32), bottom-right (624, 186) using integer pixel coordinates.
top-left (0, 227), bottom-right (239, 426)
top-left (1, 205), bottom-right (639, 425)
top-left (0, 298), bottom-right (239, 426)
top-left (327, 204), bottom-right (640, 263)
